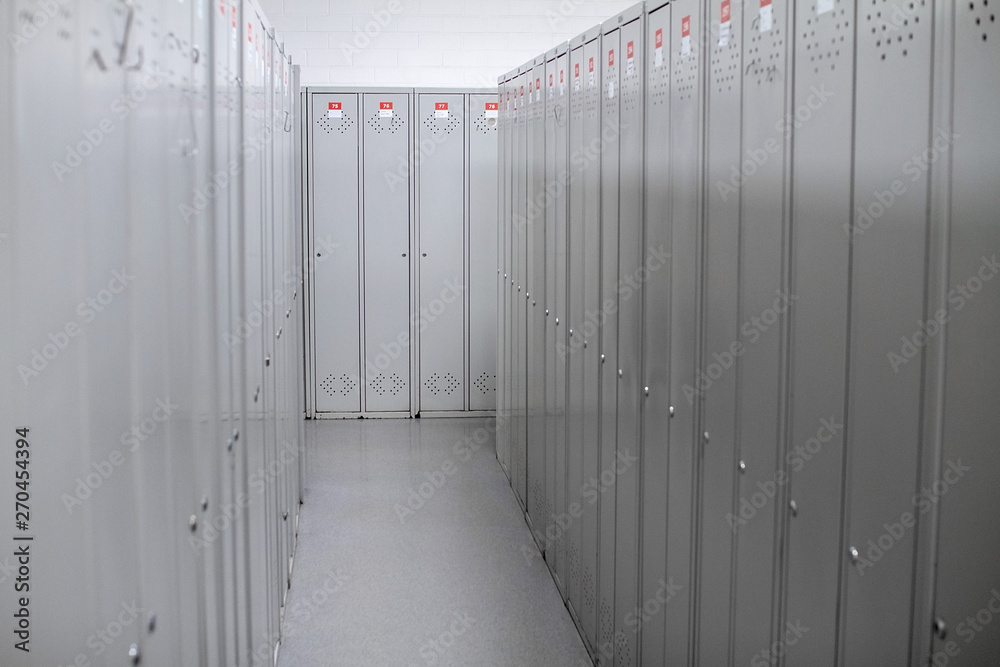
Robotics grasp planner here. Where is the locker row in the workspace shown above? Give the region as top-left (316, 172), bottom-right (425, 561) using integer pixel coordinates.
top-left (303, 88), bottom-right (498, 418)
top-left (496, 1), bottom-right (1000, 665)
top-left (0, 0), bottom-right (304, 664)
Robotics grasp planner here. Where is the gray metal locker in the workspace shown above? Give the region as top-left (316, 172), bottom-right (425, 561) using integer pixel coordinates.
top-left (842, 1), bottom-right (935, 663)
top-left (640, 5), bottom-right (673, 664)
top-left (566, 32), bottom-right (589, 637)
top-left (930, 4), bottom-right (1000, 663)
top-left (527, 55), bottom-right (548, 537)
top-left (783, 2), bottom-right (855, 665)
top-left (417, 91), bottom-right (467, 412)
top-left (730, 0), bottom-right (793, 662)
top-left (665, 0), bottom-right (706, 663)
top-left (469, 93), bottom-right (499, 412)
top-left (500, 73), bottom-right (514, 474)
top-left (311, 92), bottom-right (362, 413)
top-left (542, 45), bottom-right (561, 586)
top-left (694, 0), bottom-right (742, 663)
top-left (363, 91), bottom-right (412, 413)
top-left (581, 27), bottom-right (605, 654)
top-left (612, 6), bottom-right (646, 667)
top-left (598, 18), bottom-right (621, 661)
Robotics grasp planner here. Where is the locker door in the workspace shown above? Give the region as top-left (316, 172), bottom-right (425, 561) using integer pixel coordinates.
top-left (511, 72), bottom-right (525, 496)
top-left (732, 0), bottom-right (793, 663)
top-left (580, 31), bottom-right (604, 652)
top-left (598, 23), bottom-right (621, 662)
top-left (469, 94), bottom-right (499, 412)
top-left (841, 1), bottom-right (934, 664)
top-left (363, 92), bottom-right (411, 413)
top-left (500, 77), bottom-right (512, 472)
top-left (566, 38), bottom-right (588, 634)
top-left (516, 73), bottom-right (529, 505)
top-left (418, 93), bottom-right (466, 412)
top-left (613, 11), bottom-right (645, 667)
top-left (554, 48), bottom-right (572, 595)
top-left (695, 0), bottom-right (743, 663)
top-left (640, 5), bottom-right (672, 664)
top-left (543, 51), bottom-right (561, 577)
top-left (311, 92), bottom-right (361, 413)
top-left (931, 4), bottom-right (1000, 664)
top-left (783, 2), bottom-right (855, 665)
top-left (527, 59), bottom-right (547, 535)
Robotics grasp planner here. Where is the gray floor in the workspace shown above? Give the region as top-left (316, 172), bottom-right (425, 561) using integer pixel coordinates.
top-left (276, 417), bottom-right (592, 667)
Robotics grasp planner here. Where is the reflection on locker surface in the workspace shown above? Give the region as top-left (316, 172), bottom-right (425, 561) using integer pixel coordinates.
top-left (303, 87), bottom-right (498, 419)
top-left (497, 1), bottom-right (1000, 665)
top-left (0, 0), bottom-right (304, 664)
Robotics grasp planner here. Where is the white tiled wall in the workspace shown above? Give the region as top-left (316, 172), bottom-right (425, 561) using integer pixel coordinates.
top-left (259, 0), bottom-right (638, 87)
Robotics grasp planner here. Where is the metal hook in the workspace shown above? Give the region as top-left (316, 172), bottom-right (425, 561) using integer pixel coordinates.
top-left (284, 110), bottom-right (292, 132)
top-left (124, 45), bottom-right (144, 71)
top-left (118, 0), bottom-right (136, 66)
top-left (92, 49), bottom-right (109, 72)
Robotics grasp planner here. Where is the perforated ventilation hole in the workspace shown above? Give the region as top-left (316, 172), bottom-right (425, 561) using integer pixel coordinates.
top-left (601, 597), bottom-right (614, 646)
top-left (803, 3), bottom-right (851, 74)
top-left (616, 630), bottom-right (634, 667)
top-left (865, 0), bottom-right (927, 62)
top-left (569, 544), bottom-right (581, 588)
top-left (673, 31), bottom-right (701, 100)
top-left (745, 19), bottom-right (785, 85)
top-left (366, 111), bottom-right (404, 135)
top-left (370, 373), bottom-right (404, 396)
top-left (713, 15), bottom-right (741, 92)
top-left (320, 373), bottom-right (358, 397)
top-left (423, 111), bottom-right (461, 136)
top-left (650, 39), bottom-right (671, 107)
top-left (969, 0), bottom-right (995, 42)
top-left (423, 372), bottom-right (460, 396)
top-left (583, 566), bottom-right (596, 612)
top-left (317, 112), bottom-right (355, 135)
top-left (474, 111), bottom-right (497, 134)
top-left (473, 372), bottom-right (496, 394)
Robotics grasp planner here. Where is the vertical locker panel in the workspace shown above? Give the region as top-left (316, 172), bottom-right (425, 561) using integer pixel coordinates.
top-left (566, 38), bottom-right (588, 628)
top-left (510, 73), bottom-right (525, 492)
top-left (311, 93), bottom-right (361, 413)
top-left (418, 93), bottom-right (466, 412)
top-left (782, 2), bottom-right (855, 665)
top-left (598, 24), bottom-right (621, 661)
top-left (613, 11), bottom-right (644, 667)
top-left (553, 49), bottom-right (571, 594)
top-left (640, 4), bottom-right (672, 664)
top-left (469, 93), bottom-right (499, 412)
top-left (932, 4), bottom-right (1000, 663)
top-left (732, 0), bottom-right (792, 662)
top-left (527, 59), bottom-right (547, 535)
top-left (842, 1), bottom-right (934, 663)
top-left (542, 51), bottom-right (561, 582)
top-left (500, 76), bottom-right (512, 473)
top-left (666, 2), bottom-right (704, 662)
top-left (519, 70), bottom-right (528, 504)
top-left (580, 32), bottom-right (604, 651)
top-left (696, 0), bottom-right (741, 663)
top-left (363, 92), bottom-right (411, 413)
